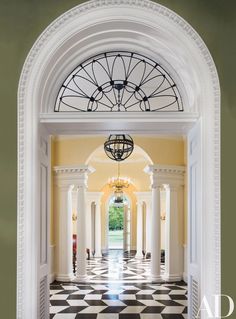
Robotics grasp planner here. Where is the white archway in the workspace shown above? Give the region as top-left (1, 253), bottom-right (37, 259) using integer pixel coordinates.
top-left (17, 1), bottom-right (220, 318)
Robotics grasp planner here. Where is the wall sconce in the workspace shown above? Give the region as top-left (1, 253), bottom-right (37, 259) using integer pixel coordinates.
top-left (72, 213), bottom-right (77, 222)
top-left (160, 215), bottom-right (166, 221)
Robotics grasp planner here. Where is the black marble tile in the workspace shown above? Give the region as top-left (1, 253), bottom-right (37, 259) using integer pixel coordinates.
top-left (158, 300), bottom-right (183, 306)
top-left (141, 306), bottom-right (165, 313)
top-left (59, 306), bottom-right (87, 313)
top-left (86, 300), bottom-right (107, 306)
top-left (152, 290), bottom-right (170, 294)
top-left (67, 294), bottom-right (85, 300)
top-left (119, 314), bottom-right (140, 319)
top-left (161, 315), bottom-right (185, 319)
top-left (57, 290), bottom-right (78, 294)
top-left (50, 300), bottom-right (70, 306)
top-left (170, 294), bottom-right (187, 300)
top-left (121, 290), bottom-right (139, 294)
top-left (164, 286), bottom-right (185, 290)
top-left (75, 314), bottom-right (97, 319)
top-left (121, 300), bottom-right (144, 306)
top-left (102, 294), bottom-right (119, 300)
top-left (136, 295), bottom-right (154, 300)
top-left (101, 306), bottom-right (126, 313)
top-left (183, 306), bottom-right (188, 313)
top-left (89, 290), bottom-right (108, 294)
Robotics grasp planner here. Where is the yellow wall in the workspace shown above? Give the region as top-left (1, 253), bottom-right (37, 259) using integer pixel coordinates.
top-left (51, 135), bottom-right (186, 247)
top-left (53, 136), bottom-right (185, 168)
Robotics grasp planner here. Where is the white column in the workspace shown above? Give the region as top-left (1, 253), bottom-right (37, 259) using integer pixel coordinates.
top-left (94, 200), bottom-right (102, 257)
top-left (85, 200), bottom-right (92, 253)
top-left (54, 183), bottom-right (74, 281)
top-left (123, 204), bottom-right (128, 251)
top-left (145, 200), bottom-right (152, 254)
top-left (164, 184), bottom-right (184, 281)
top-left (76, 182), bottom-right (87, 281)
top-left (150, 180), bottom-right (162, 281)
top-left (136, 201), bottom-right (143, 258)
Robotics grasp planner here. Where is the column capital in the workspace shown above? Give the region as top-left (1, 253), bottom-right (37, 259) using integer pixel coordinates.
top-left (54, 165), bottom-right (95, 188)
top-left (144, 164), bottom-right (185, 186)
top-left (87, 192), bottom-right (103, 205)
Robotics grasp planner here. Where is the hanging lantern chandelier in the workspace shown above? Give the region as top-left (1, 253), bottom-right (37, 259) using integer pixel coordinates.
top-left (104, 134), bottom-right (134, 162)
top-left (108, 162), bottom-right (130, 204)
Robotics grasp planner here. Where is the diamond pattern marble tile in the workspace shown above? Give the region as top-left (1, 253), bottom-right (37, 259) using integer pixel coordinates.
top-left (50, 251), bottom-right (187, 318)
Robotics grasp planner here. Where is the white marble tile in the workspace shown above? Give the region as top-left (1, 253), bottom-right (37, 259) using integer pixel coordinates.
top-left (161, 306), bottom-right (185, 314)
top-left (79, 306), bottom-right (107, 313)
top-left (53, 314), bottom-right (76, 319)
top-left (103, 300), bottom-right (126, 306)
top-left (84, 294), bottom-right (103, 300)
top-left (140, 314), bottom-right (163, 319)
top-left (173, 299), bottom-right (188, 306)
top-left (104, 289), bottom-right (124, 294)
top-left (49, 306), bottom-right (69, 314)
top-left (138, 299), bottom-right (165, 306)
top-left (50, 294), bottom-right (69, 300)
top-left (71, 290), bottom-right (93, 295)
top-left (119, 294), bottom-right (137, 300)
top-left (120, 306), bottom-right (146, 313)
top-left (61, 285), bottom-right (78, 290)
top-left (91, 285), bottom-right (109, 290)
top-left (121, 285), bottom-right (140, 290)
top-left (67, 300), bottom-right (89, 306)
top-left (169, 290), bottom-right (187, 295)
top-left (97, 314), bottom-right (119, 319)
top-left (50, 290), bottom-right (63, 295)
top-left (136, 290), bottom-right (156, 295)
top-left (152, 294), bottom-right (171, 300)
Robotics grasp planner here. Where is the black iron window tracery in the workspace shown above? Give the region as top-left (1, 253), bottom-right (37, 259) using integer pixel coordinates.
top-left (55, 51), bottom-right (183, 112)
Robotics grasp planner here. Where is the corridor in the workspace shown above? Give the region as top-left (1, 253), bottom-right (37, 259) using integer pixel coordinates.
top-left (50, 251), bottom-right (187, 318)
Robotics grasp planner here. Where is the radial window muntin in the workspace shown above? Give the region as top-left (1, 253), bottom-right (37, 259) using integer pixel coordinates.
top-left (55, 51), bottom-right (183, 112)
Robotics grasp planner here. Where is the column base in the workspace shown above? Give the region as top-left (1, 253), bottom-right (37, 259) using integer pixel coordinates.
top-left (162, 273), bottom-right (183, 282)
top-left (74, 274), bottom-right (88, 282)
top-left (150, 274), bottom-right (162, 282)
top-left (135, 252), bottom-right (143, 259)
top-left (56, 273), bottom-right (75, 282)
top-left (183, 272), bottom-right (188, 283)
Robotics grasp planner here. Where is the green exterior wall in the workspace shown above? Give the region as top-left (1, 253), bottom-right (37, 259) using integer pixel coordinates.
top-left (0, 0), bottom-right (235, 317)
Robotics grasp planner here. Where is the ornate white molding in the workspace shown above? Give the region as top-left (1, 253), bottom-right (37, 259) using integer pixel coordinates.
top-left (144, 164), bottom-right (185, 176)
top-left (144, 164), bottom-right (185, 186)
top-left (134, 191), bottom-right (152, 204)
top-left (53, 165), bottom-right (95, 175)
top-left (17, 0), bottom-right (220, 317)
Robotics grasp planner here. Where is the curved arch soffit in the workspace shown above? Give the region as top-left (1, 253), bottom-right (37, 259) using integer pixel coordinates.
top-left (17, 0), bottom-right (220, 317)
top-left (18, 0), bottom-right (220, 117)
top-left (85, 143), bottom-right (153, 165)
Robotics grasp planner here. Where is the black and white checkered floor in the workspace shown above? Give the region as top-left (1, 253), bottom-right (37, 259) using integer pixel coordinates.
top-left (50, 281), bottom-right (188, 318)
top-left (50, 251), bottom-right (187, 318)
top-left (85, 250), bottom-right (164, 283)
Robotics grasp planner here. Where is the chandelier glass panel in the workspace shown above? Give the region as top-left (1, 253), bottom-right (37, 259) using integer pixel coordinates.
top-left (55, 51), bottom-right (183, 112)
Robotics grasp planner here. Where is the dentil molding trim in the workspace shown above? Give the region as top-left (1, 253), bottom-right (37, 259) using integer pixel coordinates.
top-left (17, 0), bottom-right (220, 317)
top-left (144, 164), bottom-right (185, 176)
top-left (53, 165), bottom-right (95, 175)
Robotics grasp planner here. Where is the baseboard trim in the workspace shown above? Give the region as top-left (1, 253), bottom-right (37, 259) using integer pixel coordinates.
top-left (56, 273), bottom-right (75, 282)
top-left (49, 273), bottom-right (56, 284)
top-left (183, 272), bottom-right (188, 283)
top-left (162, 273), bottom-right (183, 282)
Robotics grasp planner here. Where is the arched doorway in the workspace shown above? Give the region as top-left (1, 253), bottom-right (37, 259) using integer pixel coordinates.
top-left (17, 1), bottom-right (220, 318)
top-left (108, 194), bottom-right (131, 251)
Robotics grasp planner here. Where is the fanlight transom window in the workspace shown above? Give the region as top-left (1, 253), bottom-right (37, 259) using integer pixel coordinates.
top-left (55, 51), bottom-right (183, 112)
